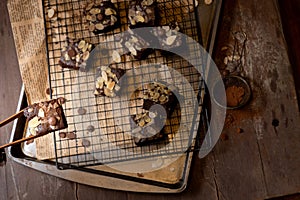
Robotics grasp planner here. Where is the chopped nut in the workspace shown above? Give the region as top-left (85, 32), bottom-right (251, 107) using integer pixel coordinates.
top-left (78, 40), bottom-right (86, 49)
top-left (101, 71), bottom-right (108, 82)
top-left (51, 103), bottom-right (58, 109)
top-left (64, 53), bottom-right (70, 61)
top-left (134, 15), bottom-right (145, 23)
top-left (166, 35), bottom-right (177, 46)
top-left (125, 41), bottom-right (132, 48)
top-left (149, 112), bottom-right (156, 119)
top-left (101, 66), bottom-right (108, 71)
top-left (162, 26), bottom-right (170, 31)
top-left (105, 8), bottom-right (116, 16)
top-left (107, 80), bottom-right (116, 91)
top-left (104, 88), bottom-right (115, 97)
top-left (112, 50), bottom-right (121, 63)
top-left (94, 90), bottom-right (100, 96)
top-left (29, 128), bottom-right (36, 136)
top-left (28, 117), bottom-right (40, 128)
top-left (90, 8), bottom-right (101, 15)
top-left (95, 23), bottom-right (105, 30)
top-left (97, 79), bottom-right (104, 89)
top-left (144, 115), bottom-right (151, 123)
top-left (166, 30), bottom-right (172, 37)
top-left (114, 84), bottom-right (121, 91)
top-left (88, 44), bottom-right (93, 51)
top-left (38, 108), bottom-right (45, 118)
top-left (159, 95), bottom-right (167, 103)
top-left (85, 2), bottom-right (94, 11)
top-left (82, 43), bottom-right (89, 53)
top-left (153, 92), bottom-right (160, 100)
top-left (82, 51), bottom-right (90, 61)
top-left (110, 15), bottom-right (117, 24)
top-left (48, 8), bottom-right (55, 19)
top-left (144, 0), bottom-right (154, 6)
top-left (86, 15), bottom-right (93, 21)
top-left (129, 46), bottom-right (137, 56)
top-left (135, 113), bottom-right (143, 120)
top-left (138, 119), bottom-right (145, 127)
top-left (27, 108), bottom-right (34, 113)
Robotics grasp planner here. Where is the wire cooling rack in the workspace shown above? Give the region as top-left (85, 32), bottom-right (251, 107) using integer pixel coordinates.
top-left (42, 0), bottom-right (205, 169)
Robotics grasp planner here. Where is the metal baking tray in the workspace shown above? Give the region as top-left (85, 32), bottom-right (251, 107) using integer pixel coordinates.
top-left (7, 0), bottom-right (222, 193)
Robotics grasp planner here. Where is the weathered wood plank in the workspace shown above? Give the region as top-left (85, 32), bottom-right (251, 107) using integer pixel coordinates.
top-left (5, 160), bottom-right (77, 200)
top-left (212, 0), bottom-right (300, 199)
top-left (0, 1), bottom-right (22, 199)
top-left (77, 184), bottom-right (128, 200)
top-left (278, 0), bottom-right (300, 110)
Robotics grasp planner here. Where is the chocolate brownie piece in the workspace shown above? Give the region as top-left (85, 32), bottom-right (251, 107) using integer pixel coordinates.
top-left (142, 82), bottom-right (180, 117)
top-left (24, 97), bottom-right (68, 136)
top-left (120, 29), bottom-right (153, 60)
top-left (94, 66), bottom-right (125, 97)
top-left (152, 22), bottom-right (184, 51)
top-left (85, 1), bottom-right (119, 35)
top-left (131, 110), bottom-right (168, 146)
top-left (128, 0), bottom-right (157, 29)
top-left (59, 39), bottom-right (93, 71)
top-left (130, 82), bottom-right (181, 146)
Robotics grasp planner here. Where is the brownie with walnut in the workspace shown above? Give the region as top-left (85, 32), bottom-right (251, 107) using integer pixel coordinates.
top-left (24, 97), bottom-right (68, 136)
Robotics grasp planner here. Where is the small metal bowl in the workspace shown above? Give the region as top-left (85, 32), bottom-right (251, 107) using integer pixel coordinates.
top-left (212, 75), bottom-right (251, 109)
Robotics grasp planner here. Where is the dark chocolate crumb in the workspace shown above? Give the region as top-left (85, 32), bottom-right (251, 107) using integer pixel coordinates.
top-left (81, 139), bottom-right (91, 147)
top-left (46, 88), bottom-right (53, 95)
top-left (59, 132), bottom-right (67, 138)
top-left (220, 133), bottom-right (229, 141)
top-left (272, 119), bottom-right (279, 127)
top-left (77, 107), bottom-right (87, 115)
top-left (67, 132), bottom-right (77, 139)
top-left (237, 128), bottom-right (244, 134)
top-left (87, 125), bottom-right (95, 133)
top-left (26, 134), bottom-right (35, 145)
top-left (137, 173), bottom-right (144, 177)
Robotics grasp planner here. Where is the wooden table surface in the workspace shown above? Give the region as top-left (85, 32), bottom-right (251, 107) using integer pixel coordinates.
top-left (1, 0), bottom-right (300, 199)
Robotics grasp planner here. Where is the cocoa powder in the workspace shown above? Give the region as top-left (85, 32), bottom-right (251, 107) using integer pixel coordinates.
top-left (226, 85), bottom-right (245, 107)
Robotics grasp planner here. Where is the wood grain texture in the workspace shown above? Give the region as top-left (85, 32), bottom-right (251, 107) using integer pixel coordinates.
top-left (278, 0), bottom-right (300, 111)
top-left (1, 0), bottom-right (300, 199)
top-left (0, 0), bottom-right (22, 198)
top-left (213, 0), bottom-right (300, 199)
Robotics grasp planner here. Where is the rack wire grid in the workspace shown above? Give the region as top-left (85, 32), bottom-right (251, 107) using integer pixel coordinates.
top-left (42, 0), bottom-right (206, 169)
